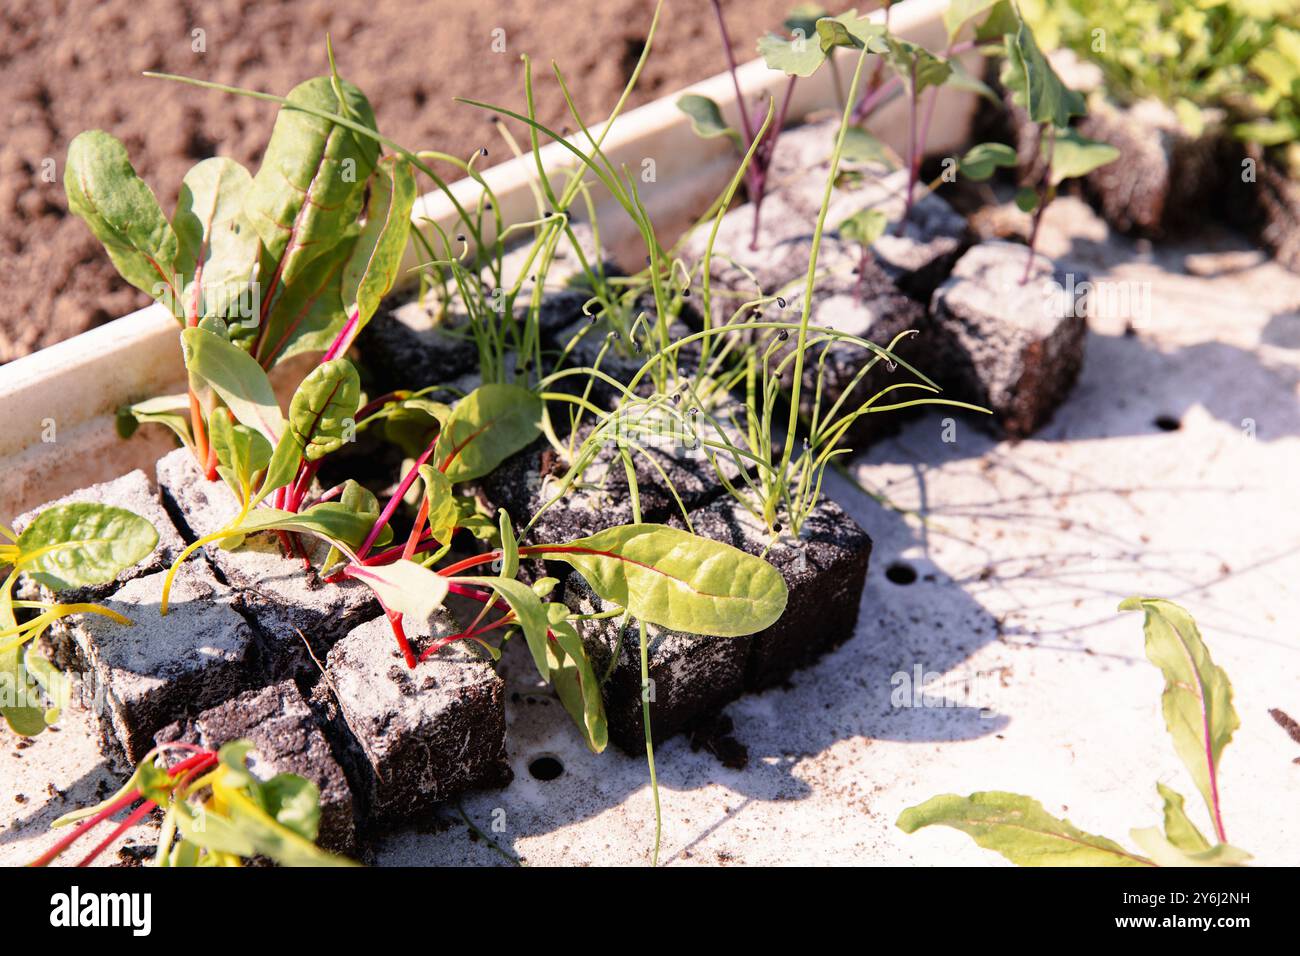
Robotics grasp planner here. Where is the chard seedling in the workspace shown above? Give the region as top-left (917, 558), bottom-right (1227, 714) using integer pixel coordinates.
top-left (899, 598), bottom-right (1251, 866)
top-left (31, 739), bottom-right (353, 867)
top-left (0, 504), bottom-right (157, 736)
top-left (75, 54), bottom-right (417, 482)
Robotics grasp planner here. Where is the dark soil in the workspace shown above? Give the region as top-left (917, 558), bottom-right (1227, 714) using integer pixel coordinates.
top-left (0, 0), bottom-right (814, 363)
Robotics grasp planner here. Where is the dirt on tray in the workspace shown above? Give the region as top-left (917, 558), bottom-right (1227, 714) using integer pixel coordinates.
top-left (0, 0), bottom-right (820, 363)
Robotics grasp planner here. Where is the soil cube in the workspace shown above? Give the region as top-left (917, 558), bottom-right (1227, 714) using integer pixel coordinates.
top-left (154, 680), bottom-right (356, 853)
top-left (321, 611), bottom-right (510, 826)
top-left (929, 240), bottom-right (1088, 438)
top-left (690, 118), bottom-right (970, 307)
top-left (13, 468), bottom-right (187, 606)
top-left (356, 297), bottom-right (479, 394)
top-left (564, 573), bottom-right (752, 753)
top-left (155, 448), bottom-right (381, 682)
top-left (690, 495), bottom-right (872, 690)
top-left (1078, 97), bottom-right (1232, 237)
top-left (57, 561), bottom-right (258, 763)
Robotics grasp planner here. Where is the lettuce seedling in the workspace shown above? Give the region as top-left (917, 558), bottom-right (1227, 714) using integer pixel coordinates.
top-left (0, 504), bottom-right (157, 736)
top-left (898, 598), bottom-right (1251, 866)
top-left (31, 739), bottom-right (353, 867)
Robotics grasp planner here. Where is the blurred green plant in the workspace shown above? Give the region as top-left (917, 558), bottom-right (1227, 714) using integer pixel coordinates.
top-left (1026, 0), bottom-right (1300, 170)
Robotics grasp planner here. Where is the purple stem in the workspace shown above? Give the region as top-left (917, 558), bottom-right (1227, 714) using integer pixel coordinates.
top-left (1021, 124), bottom-right (1056, 285)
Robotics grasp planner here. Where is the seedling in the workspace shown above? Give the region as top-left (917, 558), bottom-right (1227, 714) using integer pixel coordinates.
top-left (31, 739), bottom-right (353, 867)
top-left (1030, 0), bottom-right (1300, 171)
top-left (994, 8), bottom-right (1118, 281)
top-left (77, 57), bottom-right (418, 483)
top-left (899, 598), bottom-right (1251, 866)
top-left (676, 1), bottom-right (809, 249)
top-left (0, 504), bottom-right (157, 736)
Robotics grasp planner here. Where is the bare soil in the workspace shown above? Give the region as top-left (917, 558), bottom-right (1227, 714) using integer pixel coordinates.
top-left (0, 0), bottom-right (809, 362)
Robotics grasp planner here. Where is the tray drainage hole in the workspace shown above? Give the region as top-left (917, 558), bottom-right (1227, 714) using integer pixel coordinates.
top-left (528, 755), bottom-right (564, 781)
top-left (1154, 414), bottom-right (1181, 432)
top-left (885, 561), bottom-right (918, 585)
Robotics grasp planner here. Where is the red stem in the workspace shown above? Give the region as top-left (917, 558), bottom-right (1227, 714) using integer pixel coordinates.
top-left (76, 800), bottom-right (156, 868)
top-left (357, 435), bottom-right (438, 560)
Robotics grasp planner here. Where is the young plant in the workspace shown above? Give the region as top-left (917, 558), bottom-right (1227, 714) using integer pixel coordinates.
top-left (0, 504), bottom-right (157, 737)
top-left (677, 1), bottom-right (815, 249)
top-left (31, 739), bottom-right (354, 867)
top-left (1027, 0), bottom-right (1300, 170)
top-left (995, 9), bottom-right (1119, 280)
top-left (72, 63), bottom-right (416, 482)
top-left (899, 598), bottom-right (1250, 866)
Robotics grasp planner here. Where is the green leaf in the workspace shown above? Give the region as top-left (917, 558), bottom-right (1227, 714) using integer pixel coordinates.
top-left (0, 646), bottom-right (46, 736)
top-left (65, 130), bottom-right (181, 314)
top-left (676, 94), bottom-right (743, 149)
top-left (536, 524), bottom-right (788, 637)
top-left (1001, 17), bottom-right (1085, 129)
top-left (23, 645), bottom-right (69, 727)
top-left (840, 125), bottom-right (895, 166)
top-left (244, 76), bottom-right (379, 296)
top-left (435, 384), bottom-right (543, 483)
top-left (345, 559), bottom-right (449, 623)
top-left (287, 358), bottom-right (361, 463)
top-left (1129, 827), bottom-right (1251, 867)
top-left (815, 11), bottom-right (888, 56)
top-left (259, 358), bottom-right (360, 503)
top-left (1119, 598), bottom-right (1238, 837)
top-left (343, 156), bottom-right (418, 330)
top-left (252, 772), bottom-right (321, 843)
top-left (945, 58), bottom-right (1000, 104)
top-left (973, 0), bottom-right (1018, 43)
top-left (235, 502), bottom-right (378, 552)
top-left (417, 465), bottom-right (459, 549)
top-left (17, 503), bottom-right (158, 591)
top-left (172, 157), bottom-right (259, 324)
top-left (1156, 782), bottom-right (1211, 854)
top-left (896, 792), bottom-right (1151, 866)
top-left (321, 480), bottom-right (384, 572)
top-left (116, 393), bottom-right (194, 450)
top-left (209, 411), bottom-right (272, 503)
top-left (943, 0), bottom-right (1002, 41)
top-left (960, 141), bottom-right (1018, 180)
top-left (181, 327), bottom-right (285, 444)
top-left (498, 511), bottom-right (520, 580)
top-left (757, 33), bottom-right (828, 78)
top-left (1014, 185), bottom-right (1040, 212)
top-left (883, 37), bottom-right (953, 95)
top-left (838, 207), bottom-right (888, 248)
top-left (548, 614), bottom-right (608, 753)
top-left (254, 232), bottom-right (356, 366)
top-left (1047, 128), bottom-right (1120, 186)
top-left (376, 396), bottom-right (451, 459)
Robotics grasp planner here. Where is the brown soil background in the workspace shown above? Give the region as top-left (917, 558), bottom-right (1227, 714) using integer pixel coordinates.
top-left (1, 0), bottom-right (826, 363)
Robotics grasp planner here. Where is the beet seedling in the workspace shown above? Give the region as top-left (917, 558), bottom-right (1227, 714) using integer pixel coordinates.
top-left (0, 504), bottom-right (157, 737)
top-left (993, 7), bottom-right (1119, 281)
top-left (676, 1), bottom-right (813, 250)
top-left (899, 599), bottom-right (1251, 866)
top-left (31, 739), bottom-right (353, 867)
